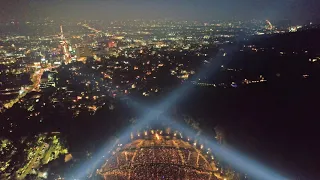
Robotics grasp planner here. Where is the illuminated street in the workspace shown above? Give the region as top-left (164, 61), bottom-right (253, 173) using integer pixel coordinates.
top-left (81, 23), bottom-right (103, 34)
top-left (2, 69), bottom-right (44, 111)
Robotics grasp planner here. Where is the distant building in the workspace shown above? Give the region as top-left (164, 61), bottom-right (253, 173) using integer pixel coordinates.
top-left (108, 41), bottom-right (117, 48)
top-left (76, 46), bottom-right (92, 60)
top-left (40, 57), bottom-right (48, 67)
top-left (40, 71), bottom-right (57, 89)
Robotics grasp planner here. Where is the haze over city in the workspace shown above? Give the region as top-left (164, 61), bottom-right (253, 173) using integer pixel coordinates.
top-left (1, 0), bottom-right (320, 23)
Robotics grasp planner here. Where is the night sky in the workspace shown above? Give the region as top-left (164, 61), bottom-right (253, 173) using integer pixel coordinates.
top-left (1, 0), bottom-right (319, 23)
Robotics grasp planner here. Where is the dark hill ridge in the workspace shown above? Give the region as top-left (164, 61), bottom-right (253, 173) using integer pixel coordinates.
top-left (251, 28), bottom-right (320, 51)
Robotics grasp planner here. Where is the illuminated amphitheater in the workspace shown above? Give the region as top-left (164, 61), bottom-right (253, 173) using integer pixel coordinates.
top-left (98, 129), bottom-right (225, 180)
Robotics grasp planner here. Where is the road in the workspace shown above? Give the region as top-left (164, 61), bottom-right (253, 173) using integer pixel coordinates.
top-left (31, 69), bottom-right (44, 92)
top-left (2, 66), bottom-right (49, 112)
top-left (2, 69), bottom-right (43, 111)
top-left (82, 23), bottom-right (103, 33)
top-left (42, 142), bottom-right (57, 164)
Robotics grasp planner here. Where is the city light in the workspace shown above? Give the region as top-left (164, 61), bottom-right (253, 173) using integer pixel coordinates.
top-left (155, 133), bottom-right (160, 140)
top-left (0, 13), bottom-right (315, 179)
